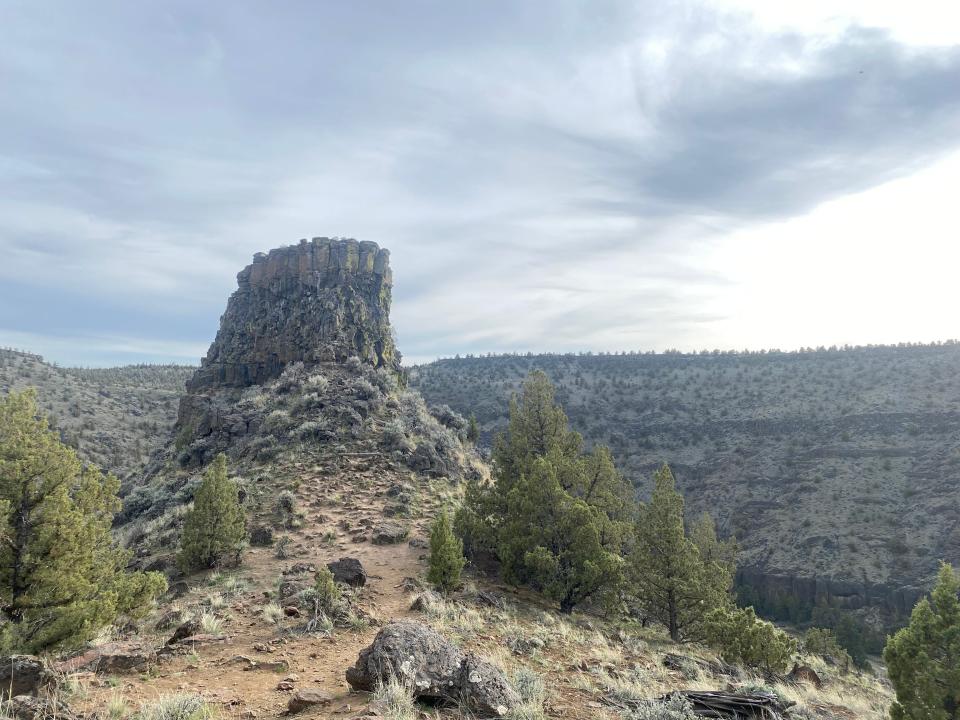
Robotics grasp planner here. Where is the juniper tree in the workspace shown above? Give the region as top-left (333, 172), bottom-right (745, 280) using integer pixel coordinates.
top-left (884, 563), bottom-right (960, 720)
top-left (466, 414), bottom-right (480, 444)
top-left (427, 509), bottom-right (465, 593)
top-left (630, 465), bottom-right (734, 641)
top-left (702, 605), bottom-right (797, 673)
top-left (0, 390), bottom-right (166, 653)
top-left (178, 453), bottom-right (246, 571)
top-left (498, 458), bottom-right (624, 612)
top-left (455, 371), bottom-right (629, 612)
top-left (457, 370), bottom-right (583, 558)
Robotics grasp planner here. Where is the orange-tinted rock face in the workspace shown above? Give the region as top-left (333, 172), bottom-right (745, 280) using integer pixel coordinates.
top-left (186, 237), bottom-right (398, 392)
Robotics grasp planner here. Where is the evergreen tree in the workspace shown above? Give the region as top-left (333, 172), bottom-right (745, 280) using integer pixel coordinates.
top-left (630, 465), bottom-right (734, 641)
top-left (466, 414), bottom-right (480, 444)
top-left (457, 370), bottom-right (584, 559)
top-left (702, 605), bottom-right (797, 673)
top-left (884, 563), bottom-right (960, 720)
top-left (455, 371), bottom-right (630, 612)
top-left (492, 370), bottom-right (582, 492)
top-left (178, 454), bottom-right (246, 571)
top-left (0, 390), bottom-right (166, 653)
top-left (427, 510), bottom-right (466, 593)
top-left (498, 459), bottom-right (623, 612)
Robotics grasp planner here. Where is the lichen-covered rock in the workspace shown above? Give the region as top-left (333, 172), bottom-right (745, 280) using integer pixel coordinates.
top-left (185, 238), bottom-right (398, 393)
top-left (459, 656), bottom-right (522, 718)
top-left (346, 622), bottom-right (464, 697)
top-left (345, 622), bottom-right (519, 717)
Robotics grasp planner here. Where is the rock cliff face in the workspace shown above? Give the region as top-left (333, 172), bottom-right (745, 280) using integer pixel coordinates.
top-left (186, 237), bottom-right (398, 392)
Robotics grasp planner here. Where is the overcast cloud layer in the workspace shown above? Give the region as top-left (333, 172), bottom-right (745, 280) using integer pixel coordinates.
top-left (2, 1), bottom-right (959, 366)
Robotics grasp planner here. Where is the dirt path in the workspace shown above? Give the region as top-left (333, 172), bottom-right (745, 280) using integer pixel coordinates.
top-left (84, 456), bottom-right (431, 719)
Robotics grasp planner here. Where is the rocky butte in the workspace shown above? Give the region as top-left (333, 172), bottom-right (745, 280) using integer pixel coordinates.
top-left (187, 237), bottom-right (399, 392)
top-left (173, 237), bottom-right (399, 463)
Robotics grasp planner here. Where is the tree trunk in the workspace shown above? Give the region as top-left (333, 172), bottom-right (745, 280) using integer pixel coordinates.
top-left (9, 497), bottom-right (31, 622)
top-left (668, 590), bottom-right (679, 641)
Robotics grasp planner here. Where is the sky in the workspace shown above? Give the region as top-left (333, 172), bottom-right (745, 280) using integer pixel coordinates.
top-left (2, 1), bottom-right (959, 367)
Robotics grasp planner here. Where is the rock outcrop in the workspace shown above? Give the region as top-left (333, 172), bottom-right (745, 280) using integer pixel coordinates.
top-left (346, 622), bottom-right (520, 717)
top-left (186, 237), bottom-right (398, 392)
top-left (170, 237), bottom-right (400, 462)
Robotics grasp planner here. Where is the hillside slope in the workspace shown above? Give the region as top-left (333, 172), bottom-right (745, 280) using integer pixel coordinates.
top-left (0, 348), bottom-right (192, 480)
top-left (7, 240), bottom-right (898, 720)
top-left (410, 346), bottom-right (960, 618)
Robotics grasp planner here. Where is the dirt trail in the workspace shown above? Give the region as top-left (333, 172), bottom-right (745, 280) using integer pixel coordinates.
top-left (85, 455), bottom-right (432, 719)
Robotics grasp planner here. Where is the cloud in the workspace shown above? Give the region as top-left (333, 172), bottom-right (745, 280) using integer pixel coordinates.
top-left (0, 1), bottom-right (959, 365)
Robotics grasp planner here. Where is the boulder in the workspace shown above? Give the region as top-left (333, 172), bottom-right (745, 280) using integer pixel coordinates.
top-left (371, 521), bottom-right (409, 545)
top-left (385, 482), bottom-right (413, 499)
top-left (459, 656), bottom-right (522, 718)
top-left (167, 619), bottom-right (202, 645)
top-left (56, 641), bottom-right (155, 674)
top-left (787, 663), bottom-right (823, 688)
top-left (4, 695), bottom-right (74, 720)
top-left (346, 622), bottom-right (465, 697)
top-left (327, 557), bottom-right (367, 587)
top-left (0, 657), bottom-right (50, 699)
top-left (287, 689), bottom-right (333, 713)
top-left (345, 622), bottom-right (519, 717)
top-left (409, 590), bottom-right (441, 612)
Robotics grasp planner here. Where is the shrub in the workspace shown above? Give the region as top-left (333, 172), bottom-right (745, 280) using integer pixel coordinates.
top-left (274, 490), bottom-right (298, 527)
top-left (427, 510), bottom-right (466, 593)
top-left (261, 603), bottom-right (284, 624)
top-left (623, 695), bottom-right (698, 720)
top-left (313, 567), bottom-right (341, 614)
top-left (702, 606), bottom-right (797, 673)
top-left (139, 695), bottom-right (218, 720)
top-left (382, 419), bottom-right (414, 453)
top-left (512, 668), bottom-right (546, 705)
top-left (178, 454), bottom-right (247, 572)
top-left (274, 536), bottom-right (293, 559)
top-left (802, 627), bottom-right (851, 669)
top-left (264, 410), bottom-right (294, 435)
top-left (303, 373), bottom-right (329, 393)
top-left (199, 612), bottom-right (223, 635)
top-left (371, 676), bottom-right (415, 720)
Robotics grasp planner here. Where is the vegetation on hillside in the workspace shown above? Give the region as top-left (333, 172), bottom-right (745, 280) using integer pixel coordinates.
top-left (884, 562), bottom-right (960, 720)
top-left (455, 370), bottom-right (796, 677)
top-left (428, 509), bottom-right (466, 593)
top-left (0, 349), bottom-right (192, 480)
top-left (412, 345), bottom-right (960, 623)
top-left (0, 389), bottom-right (166, 653)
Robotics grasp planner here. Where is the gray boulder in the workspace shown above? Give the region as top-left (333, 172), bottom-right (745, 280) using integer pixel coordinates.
top-left (371, 521), bottom-right (409, 545)
top-left (460, 656), bottom-right (523, 718)
top-left (345, 622), bottom-right (519, 717)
